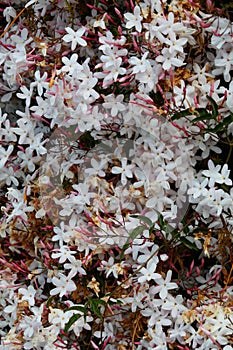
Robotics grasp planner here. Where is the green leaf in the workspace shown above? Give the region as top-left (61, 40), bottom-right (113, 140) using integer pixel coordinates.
top-left (64, 305), bottom-right (88, 333)
top-left (129, 225), bottom-right (145, 240)
top-left (149, 91), bottom-right (164, 106)
top-left (120, 225), bottom-right (145, 260)
top-left (171, 108), bottom-right (191, 121)
top-left (109, 298), bottom-right (123, 306)
top-left (204, 122), bottom-right (226, 133)
top-left (149, 224), bottom-right (155, 234)
top-left (194, 108), bottom-right (211, 117)
top-left (222, 113), bottom-right (233, 125)
top-left (158, 213), bottom-right (165, 229)
top-left (154, 209), bottom-right (176, 237)
top-left (211, 124), bottom-right (225, 132)
top-left (64, 314), bottom-right (83, 333)
top-left (180, 237), bottom-right (199, 250)
top-left (46, 295), bottom-right (54, 308)
top-left (192, 109), bottom-right (213, 122)
top-left (206, 95), bottom-right (218, 118)
top-left (130, 214), bottom-right (153, 227)
top-left (87, 298), bottom-right (106, 319)
top-left (66, 305), bottom-right (87, 314)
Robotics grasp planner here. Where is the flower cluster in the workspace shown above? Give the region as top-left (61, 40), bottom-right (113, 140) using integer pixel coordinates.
top-left (0, 0), bottom-right (232, 349)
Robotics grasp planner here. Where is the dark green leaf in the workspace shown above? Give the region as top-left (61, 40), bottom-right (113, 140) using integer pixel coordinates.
top-left (158, 213), bottom-right (165, 229)
top-left (171, 108), bottom-right (191, 121)
top-left (180, 237), bottom-right (199, 250)
top-left (91, 298), bottom-right (106, 307)
top-left (88, 298), bottom-right (106, 319)
top-left (149, 91), bottom-right (164, 106)
top-left (64, 314), bottom-right (83, 333)
top-left (149, 223), bottom-right (155, 234)
top-left (222, 113), bottom-right (233, 125)
top-left (192, 109), bottom-right (213, 122)
top-left (207, 123), bottom-right (225, 133)
top-left (46, 295), bottom-right (54, 308)
top-left (194, 108), bottom-right (211, 117)
top-left (206, 95), bottom-right (218, 118)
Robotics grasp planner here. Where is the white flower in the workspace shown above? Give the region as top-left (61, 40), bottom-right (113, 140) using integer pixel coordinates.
top-left (123, 290), bottom-right (145, 312)
top-left (103, 93), bottom-right (125, 117)
top-left (135, 61), bottom-right (162, 91)
top-left (50, 272), bottom-right (76, 297)
top-left (18, 285), bottom-right (37, 307)
top-left (3, 6), bottom-right (16, 22)
top-left (226, 80), bottom-right (233, 109)
top-left (25, 0), bottom-right (38, 8)
top-left (1, 119), bottom-right (17, 142)
top-left (12, 118), bottom-right (35, 144)
top-left (85, 158), bottom-right (106, 177)
top-left (0, 165), bottom-right (19, 186)
top-left (18, 315), bottom-right (41, 338)
top-left (138, 260), bottom-right (161, 283)
top-left (188, 63), bottom-right (214, 84)
top-left (4, 298), bottom-right (19, 321)
top-left (161, 294), bottom-right (187, 318)
top-left (78, 77), bottom-right (99, 100)
top-left (150, 270), bottom-right (178, 299)
top-left (99, 256), bottom-right (116, 278)
top-left (17, 148), bottom-right (40, 172)
top-left (208, 189), bottom-right (231, 216)
top-left (72, 182), bottom-right (93, 205)
top-left (30, 70), bottom-right (49, 96)
top-left (156, 48), bottom-right (185, 70)
top-left (52, 223), bottom-right (67, 245)
top-left (208, 17), bottom-right (230, 47)
top-left (51, 245), bottom-right (76, 264)
top-left (166, 33), bottom-right (188, 54)
top-left (25, 132), bottom-right (47, 155)
top-left (103, 58), bottom-right (127, 86)
top-left (213, 48), bottom-right (233, 82)
top-left (157, 12), bottom-right (185, 37)
top-left (0, 144), bottom-right (14, 168)
top-left (64, 256), bottom-right (86, 276)
top-left (188, 178), bottom-right (209, 199)
top-left (112, 157), bottom-right (134, 186)
top-left (70, 310), bottom-right (93, 337)
top-left (63, 27), bottom-right (87, 50)
top-left (93, 13), bottom-right (107, 29)
top-left (48, 307), bottom-right (73, 329)
top-left (202, 160), bottom-right (232, 187)
top-left (16, 86), bottom-right (33, 107)
top-left (124, 6), bottom-right (143, 32)
top-left (61, 53), bottom-right (82, 75)
top-left (129, 52), bottom-right (149, 74)
top-left (11, 27), bottom-right (32, 48)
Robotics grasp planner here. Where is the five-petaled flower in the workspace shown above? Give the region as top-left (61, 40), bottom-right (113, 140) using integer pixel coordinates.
top-left (112, 157), bottom-right (134, 186)
top-left (63, 27), bottom-right (87, 50)
top-left (202, 160), bottom-right (232, 187)
top-left (150, 270), bottom-right (178, 299)
top-left (50, 272), bottom-right (77, 297)
top-left (124, 5), bottom-right (143, 32)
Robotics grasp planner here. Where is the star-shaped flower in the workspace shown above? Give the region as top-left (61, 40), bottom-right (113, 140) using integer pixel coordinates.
top-left (124, 5), bottom-right (143, 32)
top-left (63, 27), bottom-right (87, 50)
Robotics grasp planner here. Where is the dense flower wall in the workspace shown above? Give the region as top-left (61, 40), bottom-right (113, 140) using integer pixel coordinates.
top-left (0, 0), bottom-right (233, 349)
